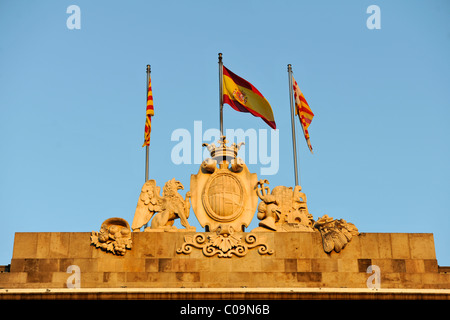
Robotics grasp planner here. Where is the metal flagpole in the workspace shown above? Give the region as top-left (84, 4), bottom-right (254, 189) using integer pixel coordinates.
top-left (218, 53), bottom-right (224, 137)
top-left (145, 64), bottom-right (151, 182)
top-left (288, 64), bottom-right (300, 186)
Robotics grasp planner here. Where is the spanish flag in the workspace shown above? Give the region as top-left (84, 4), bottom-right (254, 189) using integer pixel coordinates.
top-left (222, 66), bottom-right (276, 129)
top-left (292, 75), bottom-right (314, 153)
top-left (142, 75), bottom-right (154, 147)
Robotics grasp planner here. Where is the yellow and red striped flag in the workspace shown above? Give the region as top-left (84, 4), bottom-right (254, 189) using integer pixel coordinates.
top-left (142, 75), bottom-right (154, 147)
top-left (292, 75), bottom-right (314, 153)
top-left (222, 66), bottom-right (276, 129)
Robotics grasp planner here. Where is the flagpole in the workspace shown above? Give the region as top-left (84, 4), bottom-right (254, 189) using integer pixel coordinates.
top-left (145, 64), bottom-right (151, 182)
top-left (218, 53), bottom-right (224, 137)
top-left (288, 64), bottom-right (300, 186)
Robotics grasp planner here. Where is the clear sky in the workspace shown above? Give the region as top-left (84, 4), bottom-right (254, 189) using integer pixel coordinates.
top-left (1, 0), bottom-right (449, 267)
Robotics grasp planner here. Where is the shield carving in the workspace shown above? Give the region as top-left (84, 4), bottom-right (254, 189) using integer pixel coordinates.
top-left (190, 157), bottom-right (258, 232)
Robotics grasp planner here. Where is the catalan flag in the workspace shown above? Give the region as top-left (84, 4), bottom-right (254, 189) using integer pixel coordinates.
top-left (222, 66), bottom-right (276, 129)
top-left (142, 74), bottom-right (154, 147)
top-left (292, 75), bottom-right (314, 153)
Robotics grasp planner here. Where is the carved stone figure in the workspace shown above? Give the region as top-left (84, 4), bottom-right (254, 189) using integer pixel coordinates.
top-left (314, 214), bottom-right (359, 253)
top-left (90, 218), bottom-right (132, 256)
top-left (255, 179), bottom-right (281, 231)
top-left (254, 180), bottom-right (314, 232)
top-left (131, 178), bottom-right (194, 232)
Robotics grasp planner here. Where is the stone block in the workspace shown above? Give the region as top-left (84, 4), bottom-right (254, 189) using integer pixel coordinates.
top-left (155, 233), bottom-right (179, 258)
top-left (9, 259), bottom-right (30, 272)
top-left (231, 256), bottom-right (262, 272)
top-left (147, 271), bottom-right (169, 283)
top-left (228, 272), bottom-right (254, 284)
top-left (284, 259), bottom-right (297, 272)
top-left (158, 258), bottom-right (172, 272)
top-left (357, 259), bottom-right (372, 272)
top-left (377, 233), bottom-right (393, 258)
top-left (175, 272), bottom-right (200, 282)
top-left (409, 234), bottom-right (436, 259)
top-left (390, 233), bottom-right (411, 259)
top-left (423, 259), bottom-right (438, 273)
top-left (27, 271), bottom-right (52, 283)
top-left (97, 257), bottom-right (125, 272)
top-left (37, 233), bottom-right (70, 258)
top-left (337, 259), bottom-right (359, 273)
top-left (421, 272), bottom-right (444, 286)
top-left (274, 232), bottom-right (317, 258)
top-left (391, 259), bottom-right (407, 273)
top-left (404, 259), bottom-right (424, 273)
top-left (359, 233), bottom-right (380, 258)
top-left (193, 258), bottom-right (211, 272)
top-left (200, 272), bottom-right (228, 285)
top-left (296, 259), bottom-right (311, 272)
top-left (401, 273), bottom-right (424, 288)
top-left (68, 232), bottom-right (92, 258)
top-left (274, 271), bottom-right (297, 284)
top-left (321, 272), bottom-right (368, 288)
top-left (260, 257), bottom-right (283, 272)
top-left (381, 272), bottom-right (402, 284)
top-left (310, 232), bottom-right (329, 259)
top-left (311, 259), bottom-right (338, 272)
top-left (334, 237), bottom-right (361, 259)
top-left (103, 272), bottom-right (126, 285)
top-left (51, 271), bottom-right (71, 286)
top-left (123, 258), bottom-right (145, 272)
top-left (58, 258), bottom-right (98, 273)
top-left (172, 258), bottom-right (197, 272)
top-left (38, 259), bottom-right (60, 272)
top-left (297, 272), bottom-right (322, 282)
top-left (10, 258), bottom-right (60, 273)
top-left (210, 259), bottom-right (232, 272)
top-left (126, 272), bottom-right (149, 282)
top-left (372, 259), bottom-right (394, 273)
top-left (12, 233), bottom-right (38, 259)
top-left (2, 231), bottom-right (450, 290)
top-left (0, 272), bottom-right (27, 284)
top-left (145, 258), bottom-right (158, 272)
top-left (129, 232), bottom-right (157, 258)
top-left (35, 233), bottom-right (51, 258)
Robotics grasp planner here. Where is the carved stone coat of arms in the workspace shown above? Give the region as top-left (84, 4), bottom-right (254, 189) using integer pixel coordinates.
top-left (190, 136), bottom-right (258, 233)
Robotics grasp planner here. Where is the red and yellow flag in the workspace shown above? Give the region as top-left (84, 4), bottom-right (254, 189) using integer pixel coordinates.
top-left (142, 75), bottom-right (154, 147)
top-left (222, 66), bottom-right (276, 129)
top-left (292, 75), bottom-right (314, 153)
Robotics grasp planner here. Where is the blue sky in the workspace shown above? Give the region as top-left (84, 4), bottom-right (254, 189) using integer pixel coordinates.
top-left (1, 0), bottom-right (449, 267)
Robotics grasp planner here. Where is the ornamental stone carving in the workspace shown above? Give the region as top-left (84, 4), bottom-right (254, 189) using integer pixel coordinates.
top-left (90, 218), bottom-right (132, 256)
top-left (190, 136), bottom-right (258, 233)
top-left (314, 214), bottom-right (359, 253)
top-left (252, 179), bottom-right (359, 254)
top-left (253, 179), bottom-right (314, 232)
top-left (95, 136), bottom-right (359, 257)
top-left (176, 225), bottom-right (274, 258)
top-left (131, 178), bottom-right (195, 232)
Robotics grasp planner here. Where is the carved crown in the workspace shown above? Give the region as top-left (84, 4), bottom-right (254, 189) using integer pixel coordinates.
top-left (202, 135), bottom-right (244, 163)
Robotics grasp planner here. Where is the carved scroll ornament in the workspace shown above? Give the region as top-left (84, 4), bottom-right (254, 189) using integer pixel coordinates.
top-left (177, 226), bottom-right (274, 258)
